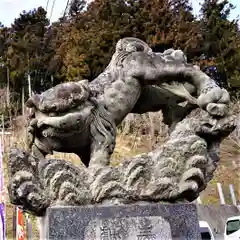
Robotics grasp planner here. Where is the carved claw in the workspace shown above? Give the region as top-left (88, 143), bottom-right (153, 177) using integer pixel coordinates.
top-left (206, 103), bottom-right (228, 117)
top-left (197, 86), bottom-right (230, 116)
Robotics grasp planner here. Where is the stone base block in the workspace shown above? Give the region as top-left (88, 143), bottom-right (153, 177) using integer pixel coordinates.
top-left (42, 203), bottom-right (201, 240)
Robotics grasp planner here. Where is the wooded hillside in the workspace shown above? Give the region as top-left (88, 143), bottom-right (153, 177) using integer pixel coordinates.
top-left (0, 0), bottom-right (239, 118)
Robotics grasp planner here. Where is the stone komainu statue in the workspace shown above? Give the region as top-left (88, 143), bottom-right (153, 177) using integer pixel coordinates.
top-left (26, 37), bottom-right (229, 169)
top-left (7, 37), bottom-right (235, 216)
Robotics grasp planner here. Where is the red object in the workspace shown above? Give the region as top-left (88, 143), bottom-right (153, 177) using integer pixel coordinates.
top-left (16, 207), bottom-right (25, 240)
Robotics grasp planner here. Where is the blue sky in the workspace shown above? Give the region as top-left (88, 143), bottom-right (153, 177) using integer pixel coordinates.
top-left (0, 0), bottom-right (239, 27)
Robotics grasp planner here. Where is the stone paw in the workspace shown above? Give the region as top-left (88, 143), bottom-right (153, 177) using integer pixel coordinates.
top-left (197, 85), bottom-right (230, 116)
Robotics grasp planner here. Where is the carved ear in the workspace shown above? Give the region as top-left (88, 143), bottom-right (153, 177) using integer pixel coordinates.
top-left (25, 94), bottom-right (41, 108)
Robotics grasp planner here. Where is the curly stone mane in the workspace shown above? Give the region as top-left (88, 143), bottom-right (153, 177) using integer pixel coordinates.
top-left (105, 37), bottom-right (153, 71)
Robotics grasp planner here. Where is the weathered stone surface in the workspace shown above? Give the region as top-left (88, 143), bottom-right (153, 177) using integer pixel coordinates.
top-left (7, 108), bottom-right (236, 216)
top-left (43, 203), bottom-right (201, 240)
top-left (7, 37), bottom-right (235, 217)
top-left (26, 37), bottom-right (230, 167)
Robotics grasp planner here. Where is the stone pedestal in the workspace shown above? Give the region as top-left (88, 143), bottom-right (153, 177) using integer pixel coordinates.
top-left (42, 203), bottom-right (201, 240)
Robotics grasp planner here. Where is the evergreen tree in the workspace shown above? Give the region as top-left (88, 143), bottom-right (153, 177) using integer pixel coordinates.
top-left (0, 24), bottom-right (10, 88)
top-left (199, 0), bottom-right (240, 93)
top-left (6, 7), bottom-right (50, 93)
top-left (1, 0), bottom-right (239, 104)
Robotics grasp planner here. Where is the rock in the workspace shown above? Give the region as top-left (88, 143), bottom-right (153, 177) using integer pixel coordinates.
top-left (42, 203), bottom-right (201, 240)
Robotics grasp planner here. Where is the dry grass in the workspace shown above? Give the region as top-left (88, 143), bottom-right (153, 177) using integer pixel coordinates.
top-left (1, 102), bottom-right (240, 239)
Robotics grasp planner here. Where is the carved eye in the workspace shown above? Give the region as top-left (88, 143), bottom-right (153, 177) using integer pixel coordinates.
top-left (51, 103), bottom-right (57, 110)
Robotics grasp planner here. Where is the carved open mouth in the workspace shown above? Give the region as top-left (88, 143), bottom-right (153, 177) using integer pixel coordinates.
top-left (36, 110), bottom-right (90, 133)
top-left (40, 119), bottom-right (89, 138)
top-left (41, 127), bottom-right (80, 138)
top-left (39, 123), bottom-right (78, 138)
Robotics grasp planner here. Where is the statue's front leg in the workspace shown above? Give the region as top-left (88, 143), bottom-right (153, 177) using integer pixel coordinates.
top-left (26, 118), bottom-right (47, 159)
top-left (89, 125), bottom-right (116, 167)
top-left (31, 143), bottom-right (47, 159)
top-left (26, 118), bottom-right (37, 151)
top-left (88, 99), bottom-right (117, 168)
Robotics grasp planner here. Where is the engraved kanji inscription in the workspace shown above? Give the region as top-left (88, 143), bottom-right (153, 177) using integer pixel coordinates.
top-left (137, 218), bottom-right (156, 240)
top-left (99, 219), bottom-right (122, 240)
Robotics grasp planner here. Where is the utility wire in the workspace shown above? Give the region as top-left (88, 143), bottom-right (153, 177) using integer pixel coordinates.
top-left (46, 0), bottom-right (50, 11)
top-left (49, 0), bottom-right (57, 20)
top-left (32, 0), bottom-right (58, 90)
top-left (42, 0), bottom-right (72, 85)
top-left (63, 0), bottom-right (71, 19)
